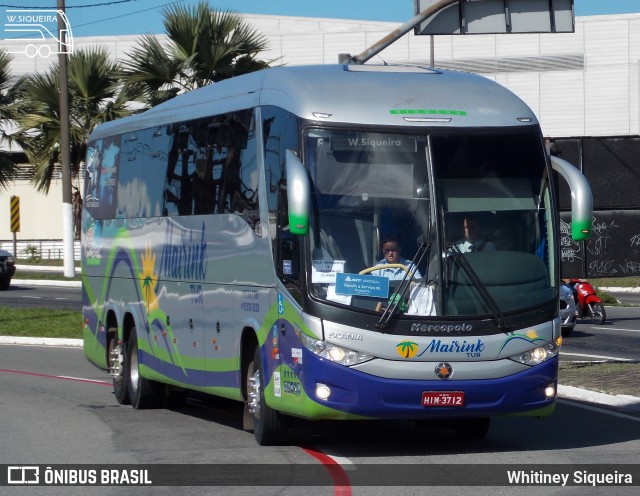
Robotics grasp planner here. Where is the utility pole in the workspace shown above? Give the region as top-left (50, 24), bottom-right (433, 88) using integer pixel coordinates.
top-left (57, 0), bottom-right (74, 277)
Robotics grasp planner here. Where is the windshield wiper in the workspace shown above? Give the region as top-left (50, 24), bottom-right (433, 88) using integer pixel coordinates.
top-left (376, 241), bottom-right (430, 330)
top-left (446, 243), bottom-right (510, 331)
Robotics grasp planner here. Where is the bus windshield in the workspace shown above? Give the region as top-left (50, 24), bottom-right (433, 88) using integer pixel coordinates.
top-left (304, 127), bottom-right (555, 320)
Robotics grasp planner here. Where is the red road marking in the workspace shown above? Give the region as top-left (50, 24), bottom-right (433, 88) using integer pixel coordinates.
top-left (302, 446), bottom-right (352, 496)
top-left (0, 367), bottom-right (112, 386)
top-left (4, 366), bottom-right (353, 494)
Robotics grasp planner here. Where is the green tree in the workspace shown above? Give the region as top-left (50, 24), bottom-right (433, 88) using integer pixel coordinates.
top-left (0, 51), bottom-right (18, 190)
top-left (121, 1), bottom-right (270, 106)
top-left (11, 47), bottom-right (135, 194)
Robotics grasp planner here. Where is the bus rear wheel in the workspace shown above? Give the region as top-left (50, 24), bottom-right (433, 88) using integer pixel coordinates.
top-left (126, 327), bottom-right (162, 409)
top-left (246, 345), bottom-right (286, 445)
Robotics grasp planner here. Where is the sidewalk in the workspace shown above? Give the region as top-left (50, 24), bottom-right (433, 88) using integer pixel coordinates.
top-left (6, 266), bottom-right (640, 415)
top-left (13, 264), bottom-right (81, 287)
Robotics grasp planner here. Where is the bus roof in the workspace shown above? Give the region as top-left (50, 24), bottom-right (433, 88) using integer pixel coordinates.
top-left (90, 64), bottom-right (538, 140)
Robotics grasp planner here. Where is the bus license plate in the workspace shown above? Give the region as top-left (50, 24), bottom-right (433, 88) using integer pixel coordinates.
top-left (422, 391), bottom-right (464, 407)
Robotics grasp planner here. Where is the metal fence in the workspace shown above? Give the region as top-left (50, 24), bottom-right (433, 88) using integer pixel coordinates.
top-left (0, 239), bottom-right (81, 261)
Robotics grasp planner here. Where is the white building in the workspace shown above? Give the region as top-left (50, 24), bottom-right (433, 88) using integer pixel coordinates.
top-left (1, 12), bottom-right (639, 260)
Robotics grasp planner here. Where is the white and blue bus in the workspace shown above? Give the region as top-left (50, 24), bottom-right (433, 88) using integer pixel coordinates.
top-left (82, 64), bottom-right (592, 444)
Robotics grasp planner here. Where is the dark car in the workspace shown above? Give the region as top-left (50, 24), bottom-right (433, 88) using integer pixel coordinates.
top-left (0, 249), bottom-right (16, 290)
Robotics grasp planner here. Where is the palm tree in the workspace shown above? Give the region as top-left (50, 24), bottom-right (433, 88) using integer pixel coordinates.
top-left (120, 1), bottom-right (270, 106)
top-left (11, 46), bottom-right (135, 194)
top-left (0, 50), bottom-right (18, 190)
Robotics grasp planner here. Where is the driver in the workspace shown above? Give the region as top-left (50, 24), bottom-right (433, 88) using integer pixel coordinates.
top-left (370, 237), bottom-right (422, 280)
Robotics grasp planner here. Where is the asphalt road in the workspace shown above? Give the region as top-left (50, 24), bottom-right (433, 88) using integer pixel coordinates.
top-left (560, 305), bottom-right (640, 362)
top-left (1, 343), bottom-right (640, 495)
top-left (0, 283), bottom-right (80, 310)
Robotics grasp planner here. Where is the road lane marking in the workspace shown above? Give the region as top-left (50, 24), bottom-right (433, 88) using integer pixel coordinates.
top-left (558, 399), bottom-right (640, 422)
top-left (560, 352), bottom-right (635, 361)
top-left (596, 327), bottom-right (640, 333)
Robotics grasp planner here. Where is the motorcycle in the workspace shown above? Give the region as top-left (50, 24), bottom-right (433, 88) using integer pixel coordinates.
top-left (567, 278), bottom-right (606, 325)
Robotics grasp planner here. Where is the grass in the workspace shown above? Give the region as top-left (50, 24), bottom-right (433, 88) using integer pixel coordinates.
top-left (559, 361), bottom-right (640, 397)
top-left (593, 277), bottom-right (640, 288)
top-left (13, 258), bottom-right (82, 281)
top-left (13, 271), bottom-right (81, 282)
top-left (0, 307), bottom-right (82, 339)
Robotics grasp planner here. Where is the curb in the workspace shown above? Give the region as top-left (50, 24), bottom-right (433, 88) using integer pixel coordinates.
top-left (11, 279), bottom-right (81, 288)
top-left (599, 286), bottom-right (640, 293)
top-left (0, 335), bottom-right (83, 347)
top-left (558, 384), bottom-right (640, 412)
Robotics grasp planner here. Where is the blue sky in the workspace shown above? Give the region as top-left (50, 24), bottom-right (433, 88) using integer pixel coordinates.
top-left (3, 0), bottom-right (640, 38)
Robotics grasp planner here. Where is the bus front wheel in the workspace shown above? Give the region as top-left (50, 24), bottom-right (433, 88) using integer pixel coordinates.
top-left (246, 345), bottom-right (286, 445)
top-left (126, 327), bottom-right (162, 409)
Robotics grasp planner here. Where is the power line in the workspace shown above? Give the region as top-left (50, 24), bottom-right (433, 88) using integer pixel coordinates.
top-left (0, 0), bottom-right (139, 8)
top-left (68, 0), bottom-right (185, 32)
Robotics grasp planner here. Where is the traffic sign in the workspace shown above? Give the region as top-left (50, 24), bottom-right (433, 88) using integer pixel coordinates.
top-left (10, 195), bottom-right (20, 233)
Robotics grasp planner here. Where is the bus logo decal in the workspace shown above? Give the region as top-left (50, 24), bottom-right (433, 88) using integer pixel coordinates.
top-left (498, 329), bottom-right (544, 354)
top-left (435, 363), bottom-right (453, 380)
top-left (418, 339), bottom-right (486, 357)
top-left (159, 222), bottom-right (207, 281)
top-left (140, 244), bottom-right (159, 313)
top-left (396, 341), bottom-right (419, 359)
top-left (411, 322), bottom-right (473, 333)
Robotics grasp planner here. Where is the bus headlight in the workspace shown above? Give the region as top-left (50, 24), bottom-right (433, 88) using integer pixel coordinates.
top-left (510, 340), bottom-right (560, 366)
top-left (301, 333), bottom-right (373, 366)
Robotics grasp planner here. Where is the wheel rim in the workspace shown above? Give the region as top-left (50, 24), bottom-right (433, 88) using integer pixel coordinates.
top-left (247, 367), bottom-right (261, 421)
top-left (108, 340), bottom-right (124, 383)
top-left (129, 345), bottom-right (139, 394)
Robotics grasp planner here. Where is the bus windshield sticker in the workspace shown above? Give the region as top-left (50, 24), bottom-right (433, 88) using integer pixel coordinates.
top-left (335, 273), bottom-right (389, 298)
top-left (311, 259), bottom-right (345, 283)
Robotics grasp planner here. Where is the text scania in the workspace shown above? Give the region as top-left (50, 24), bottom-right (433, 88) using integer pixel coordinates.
top-left (419, 339), bottom-right (485, 357)
top-left (160, 222), bottom-right (207, 280)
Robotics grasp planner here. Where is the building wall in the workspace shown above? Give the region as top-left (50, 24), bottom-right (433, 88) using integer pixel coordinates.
top-left (0, 178), bottom-right (76, 242)
top-left (1, 12), bottom-right (639, 249)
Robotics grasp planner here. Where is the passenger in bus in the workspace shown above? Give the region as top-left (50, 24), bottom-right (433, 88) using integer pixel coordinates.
top-left (371, 237), bottom-right (422, 280)
top-left (453, 217), bottom-right (496, 253)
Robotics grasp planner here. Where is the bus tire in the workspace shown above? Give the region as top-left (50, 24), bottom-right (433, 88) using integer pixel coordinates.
top-left (108, 332), bottom-right (130, 405)
top-left (126, 327), bottom-right (161, 409)
top-left (454, 418), bottom-right (491, 439)
top-left (247, 345), bottom-right (286, 445)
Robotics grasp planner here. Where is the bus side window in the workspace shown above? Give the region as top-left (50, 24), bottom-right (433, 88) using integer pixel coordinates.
top-left (163, 122), bottom-right (196, 216)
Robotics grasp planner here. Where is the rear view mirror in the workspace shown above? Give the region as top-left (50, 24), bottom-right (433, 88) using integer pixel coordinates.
top-left (550, 155), bottom-right (592, 241)
top-left (285, 150), bottom-right (310, 235)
